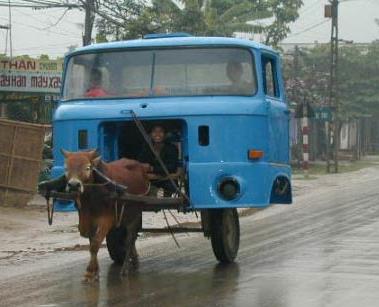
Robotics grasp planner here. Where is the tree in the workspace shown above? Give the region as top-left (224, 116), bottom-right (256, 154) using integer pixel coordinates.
top-left (283, 42), bottom-right (379, 119)
top-left (337, 42), bottom-right (379, 118)
top-left (263, 0), bottom-right (304, 46)
top-left (95, 0), bottom-right (147, 41)
top-left (39, 54), bottom-right (50, 60)
top-left (96, 0), bottom-right (303, 47)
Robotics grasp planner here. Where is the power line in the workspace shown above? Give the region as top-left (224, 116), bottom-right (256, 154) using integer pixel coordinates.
top-left (299, 0), bottom-right (320, 16)
top-left (39, 8), bottom-right (70, 30)
top-left (0, 14), bottom-right (80, 37)
top-left (10, 41), bottom-right (78, 52)
top-left (292, 17), bottom-right (327, 34)
top-left (0, 0), bottom-right (82, 8)
top-left (21, 0), bottom-right (64, 5)
top-left (287, 20), bottom-right (330, 39)
top-left (0, 1), bottom-right (83, 57)
top-left (11, 7), bottom-right (81, 35)
top-left (0, 1), bottom-right (33, 5)
top-left (8, 0), bottom-right (79, 6)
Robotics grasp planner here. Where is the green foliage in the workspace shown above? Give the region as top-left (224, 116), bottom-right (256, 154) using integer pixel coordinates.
top-left (338, 43), bottom-right (379, 118)
top-left (96, 0), bottom-right (147, 40)
top-left (262, 0), bottom-right (303, 46)
top-left (95, 32), bottom-right (108, 43)
top-left (38, 54), bottom-right (50, 60)
top-left (96, 0), bottom-right (303, 46)
top-left (284, 42), bottom-right (379, 119)
top-left (6, 101), bottom-right (35, 122)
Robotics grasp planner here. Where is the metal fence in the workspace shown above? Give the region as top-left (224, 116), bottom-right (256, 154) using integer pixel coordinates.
top-left (291, 116), bottom-right (379, 165)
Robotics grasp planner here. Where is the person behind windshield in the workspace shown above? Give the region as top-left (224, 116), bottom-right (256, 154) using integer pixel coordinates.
top-left (85, 68), bottom-right (109, 97)
top-left (138, 124), bottom-right (178, 196)
top-left (226, 60), bottom-right (253, 95)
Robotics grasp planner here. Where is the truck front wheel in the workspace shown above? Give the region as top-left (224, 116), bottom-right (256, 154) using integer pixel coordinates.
top-left (209, 208), bottom-right (240, 263)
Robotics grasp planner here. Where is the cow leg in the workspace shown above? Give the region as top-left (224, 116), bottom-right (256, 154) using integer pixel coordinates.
top-left (130, 242), bottom-right (139, 268)
top-left (120, 214), bottom-right (141, 277)
top-left (78, 211), bottom-right (91, 238)
top-left (130, 211), bottom-right (142, 268)
top-left (120, 231), bottom-right (137, 277)
top-left (84, 224), bottom-right (110, 282)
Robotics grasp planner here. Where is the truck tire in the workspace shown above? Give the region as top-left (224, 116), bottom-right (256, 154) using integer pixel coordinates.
top-left (210, 208), bottom-right (240, 263)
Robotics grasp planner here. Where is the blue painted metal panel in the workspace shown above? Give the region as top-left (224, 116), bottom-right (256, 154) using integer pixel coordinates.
top-left (54, 97), bottom-right (267, 121)
top-left (68, 37), bottom-right (277, 57)
top-left (266, 98), bottom-right (290, 163)
top-left (52, 36), bottom-right (291, 210)
top-left (188, 162), bottom-right (290, 208)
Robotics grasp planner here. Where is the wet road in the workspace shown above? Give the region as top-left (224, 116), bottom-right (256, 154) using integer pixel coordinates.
top-left (1, 169), bottom-right (379, 307)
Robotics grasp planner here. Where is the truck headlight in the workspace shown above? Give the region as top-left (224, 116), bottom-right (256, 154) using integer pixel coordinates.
top-left (218, 177), bottom-right (240, 201)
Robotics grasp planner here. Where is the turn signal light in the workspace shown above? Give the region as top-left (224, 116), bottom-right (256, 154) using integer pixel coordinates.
top-left (248, 150), bottom-right (264, 160)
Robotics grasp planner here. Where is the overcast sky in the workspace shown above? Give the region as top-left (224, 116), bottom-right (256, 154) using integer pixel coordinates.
top-left (0, 0), bottom-right (378, 58)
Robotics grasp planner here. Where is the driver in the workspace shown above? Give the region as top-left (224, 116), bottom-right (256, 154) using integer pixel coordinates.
top-left (138, 124), bottom-right (179, 197)
top-left (85, 68), bottom-right (109, 97)
top-left (226, 60), bottom-right (253, 94)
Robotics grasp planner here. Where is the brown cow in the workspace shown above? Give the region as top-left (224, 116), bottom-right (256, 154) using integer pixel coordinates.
top-left (62, 149), bottom-right (150, 282)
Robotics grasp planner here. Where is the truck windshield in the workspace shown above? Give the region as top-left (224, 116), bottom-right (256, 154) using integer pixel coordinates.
top-left (63, 47), bottom-right (256, 100)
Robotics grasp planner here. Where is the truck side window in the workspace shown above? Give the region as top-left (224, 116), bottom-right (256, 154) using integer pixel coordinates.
top-left (262, 57), bottom-right (279, 98)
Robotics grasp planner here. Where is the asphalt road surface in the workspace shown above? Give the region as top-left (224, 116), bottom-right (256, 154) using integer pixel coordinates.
top-left (1, 167), bottom-right (379, 307)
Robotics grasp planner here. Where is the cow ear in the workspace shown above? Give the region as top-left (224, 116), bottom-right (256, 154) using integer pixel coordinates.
top-left (88, 149), bottom-right (99, 160)
top-left (92, 156), bottom-right (102, 167)
top-left (61, 149), bottom-right (71, 158)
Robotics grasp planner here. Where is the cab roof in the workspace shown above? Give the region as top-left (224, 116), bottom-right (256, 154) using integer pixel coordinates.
top-left (68, 36), bottom-right (277, 57)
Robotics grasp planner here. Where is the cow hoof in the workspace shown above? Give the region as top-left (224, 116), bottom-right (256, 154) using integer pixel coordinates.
top-left (120, 266), bottom-right (129, 277)
top-left (130, 258), bottom-right (139, 269)
top-left (82, 271), bottom-right (99, 283)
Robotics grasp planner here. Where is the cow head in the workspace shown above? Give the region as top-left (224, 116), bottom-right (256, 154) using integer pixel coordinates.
top-left (61, 149), bottom-right (101, 193)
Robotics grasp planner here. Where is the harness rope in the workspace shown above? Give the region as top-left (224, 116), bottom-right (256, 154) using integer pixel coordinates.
top-left (46, 195), bottom-right (54, 226)
top-left (92, 165), bottom-right (150, 228)
top-left (129, 110), bottom-right (195, 244)
top-left (163, 210), bottom-right (180, 248)
top-left (44, 112), bottom-right (189, 233)
top-left (44, 164), bottom-right (151, 226)
top-left (128, 110), bottom-right (190, 205)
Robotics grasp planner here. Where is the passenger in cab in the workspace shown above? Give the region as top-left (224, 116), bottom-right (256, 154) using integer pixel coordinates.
top-left (138, 124), bottom-right (179, 197)
top-left (85, 68), bottom-right (109, 97)
top-left (226, 60), bottom-right (253, 95)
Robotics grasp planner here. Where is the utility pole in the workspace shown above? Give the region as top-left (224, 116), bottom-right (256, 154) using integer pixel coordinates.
top-left (0, 24), bottom-right (10, 118)
top-left (7, 0), bottom-right (12, 58)
top-left (4, 1), bottom-right (93, 47)
top-left (302, 95), bottom-right (310, 178)
top-left (1, 0), bottom-right (12, 58)
top-left (83, 0), bottom-right (96, 46)
top-left (293, 45), bottom-right (309, 177)
top-left (325, 0), bottom-right (339, 173)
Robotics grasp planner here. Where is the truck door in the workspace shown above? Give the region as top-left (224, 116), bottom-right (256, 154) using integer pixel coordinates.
top-left (262, 53), bottom-right (290, 164)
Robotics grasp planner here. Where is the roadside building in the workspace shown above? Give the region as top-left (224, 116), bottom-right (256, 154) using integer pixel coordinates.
top-left (0, 56), bottom-right (62, 123)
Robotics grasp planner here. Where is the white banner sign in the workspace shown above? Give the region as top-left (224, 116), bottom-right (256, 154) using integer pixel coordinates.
top-left (0, 57), bottom-right (63, 94)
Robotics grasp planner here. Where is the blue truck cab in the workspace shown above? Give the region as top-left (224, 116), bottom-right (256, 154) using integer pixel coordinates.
top-left (52, 35), bottom-right (291, 211)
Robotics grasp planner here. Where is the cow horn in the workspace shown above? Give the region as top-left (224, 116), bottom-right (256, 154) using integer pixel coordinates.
top-left (60, 148), bottom-right (71, 158)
